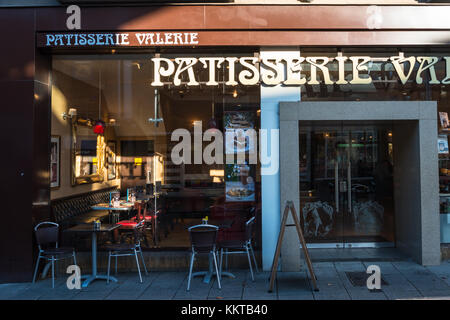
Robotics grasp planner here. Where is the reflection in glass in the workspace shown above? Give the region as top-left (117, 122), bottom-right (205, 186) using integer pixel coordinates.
top-left (51, 53), bottom-right (261, 252)
top-left (299, 121), bottom-right (395, 245)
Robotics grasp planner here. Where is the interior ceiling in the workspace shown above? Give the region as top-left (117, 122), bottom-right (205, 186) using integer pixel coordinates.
top-left (52, 57), bottom-right (259, 137)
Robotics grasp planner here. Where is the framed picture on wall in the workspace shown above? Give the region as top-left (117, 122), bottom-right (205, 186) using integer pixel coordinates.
top-left (438, 135), bottom-right (449, 154)
top-left (50, 135), bottom-right (60, 188)
top-left (107, 140), bottom-right (117, 180)
top-left (440, 112), bottom-right (450, 131)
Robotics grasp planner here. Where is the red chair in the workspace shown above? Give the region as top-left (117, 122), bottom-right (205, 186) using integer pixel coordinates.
top-left (117, 201), bottom-right (150, 246)
top-left (117, 201), bottom-right (147, 228)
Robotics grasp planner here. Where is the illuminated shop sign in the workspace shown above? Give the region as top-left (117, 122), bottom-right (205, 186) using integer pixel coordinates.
top-left (150, 55), bottom-right (450, 86)
top-left (39, 32), bottom-right (450, 86)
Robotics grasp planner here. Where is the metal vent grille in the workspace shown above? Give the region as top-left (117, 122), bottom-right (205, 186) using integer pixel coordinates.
top-left (345, 271), bottom-right (388, 288)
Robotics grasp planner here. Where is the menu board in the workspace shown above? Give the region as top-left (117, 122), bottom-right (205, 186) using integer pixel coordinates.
top-left (225, 164), bottom-right (255, 202)
top-left (224, 112), bottom-right (255, 154)
top-left (223, 110), bottom-right (257, 202)
top-left (439, 135), bottom-right (449, 154)
top-left (440, 112), bottom-right (450, 131)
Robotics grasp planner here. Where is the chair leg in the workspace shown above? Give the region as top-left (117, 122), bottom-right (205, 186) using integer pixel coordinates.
top-left (246, 246), bottom-right (255, 282)
top-left (107, 252), bottom-right (112, 284)
top-left (225, 249), bottom-right (229, 270)
top-left (115, 256), bottom-right (118, 275)
top-left (187, 252), bottom-right (195, 291)
top-left (134, 249), bottom-right (143, 283)
top-left (32, 255), bottom-right (41, 284)
top-left (219, 248), bottom-right (224, 280)
top-left (51, 257), bottom-right (55, 289)
top-left (144, 231), bottom-right (150, 248)
top-left (212, 251), bottom-right (221, 290)
top-left (249, 244), bottom-right (259, 273)
top-left (138, 248), bottom-right (148, 275)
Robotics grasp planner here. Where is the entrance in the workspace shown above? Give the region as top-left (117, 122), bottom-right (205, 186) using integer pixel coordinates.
top-left (299, 121), bottom-right (395, 248)
top-left (280, 101), bottom-right (440, 267)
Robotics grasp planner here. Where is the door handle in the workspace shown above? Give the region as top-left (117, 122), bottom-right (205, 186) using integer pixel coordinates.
top-left (339, 181), bottom-right (347, 192)
top-left (347, 160), bottom-right (352, 213)
top-left (335, 161), bottom-right (339, 213)
top-left (32, 201), bottom-right (49, 206)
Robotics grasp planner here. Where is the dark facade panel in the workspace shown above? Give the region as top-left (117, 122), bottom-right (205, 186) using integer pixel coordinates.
top-left (34, 5), bottom-right (450, 32)
top-left (0, 7), bottom-right (51, 283)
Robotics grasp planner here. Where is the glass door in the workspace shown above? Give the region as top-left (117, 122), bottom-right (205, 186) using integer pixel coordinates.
top-left (299, 121), bottom-right (395, 247)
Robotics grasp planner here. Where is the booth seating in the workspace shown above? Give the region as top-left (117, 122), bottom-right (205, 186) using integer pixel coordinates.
top-left (51, 187), bottom-right (119, 229)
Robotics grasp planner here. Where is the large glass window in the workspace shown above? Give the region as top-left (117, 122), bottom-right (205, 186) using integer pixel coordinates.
top-left (51, 52), bottom-right (261, 251)
top-left (298, 47), bottom-right (450, 245)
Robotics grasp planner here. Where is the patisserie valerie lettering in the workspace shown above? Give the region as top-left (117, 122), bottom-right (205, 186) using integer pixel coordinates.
top-left (45, 32), bottom-right (199, 46)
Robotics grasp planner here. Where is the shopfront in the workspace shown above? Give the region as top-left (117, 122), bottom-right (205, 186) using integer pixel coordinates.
top-left (49, 51), bottom-right (262, 253)
top-left (2, 4), bottom-right (450, 282)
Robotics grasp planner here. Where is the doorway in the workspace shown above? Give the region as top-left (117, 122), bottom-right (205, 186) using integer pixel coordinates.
top-left (279, 101), bottom-right (440, 268)
top-left (299, 121), bottom-right (395, 248)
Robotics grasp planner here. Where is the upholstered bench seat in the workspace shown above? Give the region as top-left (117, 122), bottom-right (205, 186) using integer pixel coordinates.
top-left (69, 209), bottom-right (110, 224)
top-left (51, 187), bottom-right (119, 229)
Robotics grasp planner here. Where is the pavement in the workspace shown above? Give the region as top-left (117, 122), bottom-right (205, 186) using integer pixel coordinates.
top-left (2, 258), bottom-right (450, 300)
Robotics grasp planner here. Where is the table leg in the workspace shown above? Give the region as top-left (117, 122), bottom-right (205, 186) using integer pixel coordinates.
top-left (191, 253), bottom-right (235, 284)
top-left (153, 214), bottom-right (158, 246)
top-left (41, 262), bottom-right (51, 279)
top-left (204, 253), bottom-right (215, 283)
top-left (82, 232), bottom-right (118, 287)
top-left (112, 211), bottom-right (120, 224)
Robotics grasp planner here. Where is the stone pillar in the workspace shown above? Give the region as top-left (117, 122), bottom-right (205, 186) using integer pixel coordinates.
top-left (260, 49), bottom-right (301, 271)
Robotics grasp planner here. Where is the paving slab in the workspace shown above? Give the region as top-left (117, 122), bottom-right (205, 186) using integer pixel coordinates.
top-left (0, 285), bottom-right (37, 300)
top-left (381, 274), bottom-right (417, 291)
top-left (334, 261), bottom-right (366, 272)
top-left (207, 296), bottom-right (243, 300)
top-left (362, 261), bottom-right (400, 275)
top-left (138, 286), bottom-right (178, 300)
top-left (149, 272), bottom-right (187, 289)
top-left (403, 275), bottom-right (450, 291)
top-left (393, 261), bottom-right (429, 274)
top-left (0, 283), bottom-right (32, 299)
top-left (346, 287), bottom-right (388, 300)
top-left (383, 290), bottom-right (423, 300)
top-left (275, 272), bottom-right (311, 294)
top-left (209, 285), bottom-right (243, 299)
top-left (414, 289), bottom-right (450, 299)
top-left (278, 292), bottom-right (314, 300)
top-left (312, 291), bottom-right (351, 300)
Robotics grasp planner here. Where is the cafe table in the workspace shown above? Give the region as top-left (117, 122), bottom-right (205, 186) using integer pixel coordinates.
top-left (65, 223), bottom-right (121, 287)
top-left (91, 201), bottom-right (135, 223)
top-left (188, 219), bottom-right (235, 284)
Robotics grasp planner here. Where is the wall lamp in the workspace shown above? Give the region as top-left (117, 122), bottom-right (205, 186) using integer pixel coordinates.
top-left (62, 108), bottom-right (77, 120)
